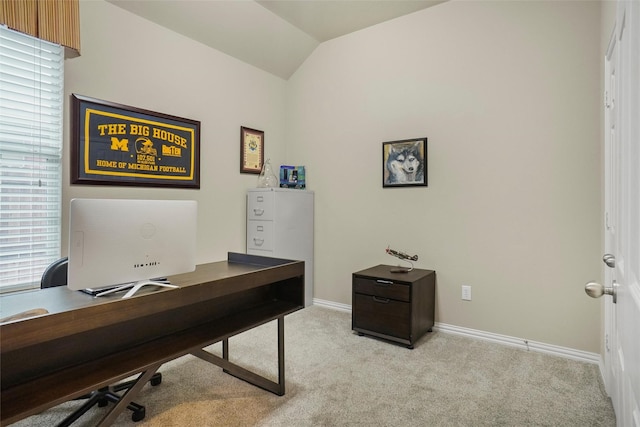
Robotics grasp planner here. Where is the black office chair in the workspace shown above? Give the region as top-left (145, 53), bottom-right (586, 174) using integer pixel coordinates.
top-left (40, 257), bottom-right (69, 289)
top-left (40, 257), bottom-right (162, 425)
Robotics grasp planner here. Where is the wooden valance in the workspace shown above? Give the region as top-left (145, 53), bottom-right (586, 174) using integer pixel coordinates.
top-left (0, 0), bottom-right (80, 57)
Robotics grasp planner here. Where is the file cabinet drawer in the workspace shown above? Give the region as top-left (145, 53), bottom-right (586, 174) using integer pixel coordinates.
top-left (247, 192), bottom-right (274, 221)
top-left (247, 221), bottom-right (274, 251)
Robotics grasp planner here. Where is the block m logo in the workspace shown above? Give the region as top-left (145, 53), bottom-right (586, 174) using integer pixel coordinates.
top-left (110, 137), bottom-right (129, 151)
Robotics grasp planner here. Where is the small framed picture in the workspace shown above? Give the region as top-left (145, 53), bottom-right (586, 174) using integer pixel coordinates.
top-left (240, 126), bottom-right (264, 174)
top-left (382, 138), bottom-right (427, 187)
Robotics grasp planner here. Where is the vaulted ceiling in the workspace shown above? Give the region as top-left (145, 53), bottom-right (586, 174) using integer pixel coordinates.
top-left (106, 0), bottom-right (446, 79)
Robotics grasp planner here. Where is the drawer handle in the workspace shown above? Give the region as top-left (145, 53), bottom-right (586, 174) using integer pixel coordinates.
top-left (253, 238), bottom-right (264, 246)
top-left (372, 296), bottom-right (390, 304)
top-left (376, 279), bottom-right (394, 286)
top-left (253, 208), bottom-right (264, 216)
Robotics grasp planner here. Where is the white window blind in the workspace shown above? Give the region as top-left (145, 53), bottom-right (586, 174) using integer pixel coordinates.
top-left (0, 25), bottom-right (64, 293)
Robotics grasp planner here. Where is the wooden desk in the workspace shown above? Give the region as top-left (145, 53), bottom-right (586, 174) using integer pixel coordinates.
top-left (0, 253), bottom-right (305, 426)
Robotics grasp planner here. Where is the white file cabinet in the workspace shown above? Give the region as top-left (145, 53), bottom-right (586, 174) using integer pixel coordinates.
top-left (247, 188), bottom-right (314, 306)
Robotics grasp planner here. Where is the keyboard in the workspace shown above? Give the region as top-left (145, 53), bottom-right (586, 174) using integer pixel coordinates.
top-left (81, 278), bottom-right (170, 297)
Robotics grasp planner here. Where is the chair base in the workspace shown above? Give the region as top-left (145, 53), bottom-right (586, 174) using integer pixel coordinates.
top-left (55, 373), bottom-right (162, 427)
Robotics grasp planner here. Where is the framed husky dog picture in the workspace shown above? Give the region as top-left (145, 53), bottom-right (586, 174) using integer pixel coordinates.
top-left (382, 138), bottom-right (427, 187)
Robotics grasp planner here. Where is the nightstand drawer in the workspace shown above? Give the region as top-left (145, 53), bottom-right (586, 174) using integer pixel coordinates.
top-left (353, 293), bottom-right (410, 338)
top-left (353, 276), bottom-right (410, 302)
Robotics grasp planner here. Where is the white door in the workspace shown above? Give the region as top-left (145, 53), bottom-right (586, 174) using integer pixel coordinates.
top-left (588, 2), bottom-right (640, 425)
top-left (602, 19), bottom-right (620, 417)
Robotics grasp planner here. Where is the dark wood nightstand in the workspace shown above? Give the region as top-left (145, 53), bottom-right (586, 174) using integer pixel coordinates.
top-left (352, 265), bottom-right (435, 349)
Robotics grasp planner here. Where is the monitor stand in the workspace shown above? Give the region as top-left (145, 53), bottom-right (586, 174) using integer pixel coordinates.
top-left (93, 280), bottom-right (178, 299)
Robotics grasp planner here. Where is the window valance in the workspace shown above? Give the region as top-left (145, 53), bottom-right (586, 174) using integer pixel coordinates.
top-left (0, 0), bottom-right (80, 57)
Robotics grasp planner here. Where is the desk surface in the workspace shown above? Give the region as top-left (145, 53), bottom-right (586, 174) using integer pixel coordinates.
top-left (1, 253), bottom-right (303, 351)
top-left (0, 252), bottom-right (305, 425)
top-left (0, 252), bottom-right (296, 321)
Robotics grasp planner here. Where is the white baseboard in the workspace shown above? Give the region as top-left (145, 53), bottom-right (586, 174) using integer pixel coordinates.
top-left (434, 322), bottom-right (600, 364)
top-left (312, 298), bottom-right (351, 312)
top-left (312, 299), bottom-right (601, 365)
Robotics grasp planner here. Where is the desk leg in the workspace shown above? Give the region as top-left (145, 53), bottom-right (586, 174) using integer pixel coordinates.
top-left (95, 363), bottom-right (162, 427)
top-left (191, 316), bottom-right (285, 396)
top-left (277, 316), bottom-right (285, 393)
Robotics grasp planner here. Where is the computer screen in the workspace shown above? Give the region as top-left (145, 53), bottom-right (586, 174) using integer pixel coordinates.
top-left (67, 198), bottom-right (197, 292)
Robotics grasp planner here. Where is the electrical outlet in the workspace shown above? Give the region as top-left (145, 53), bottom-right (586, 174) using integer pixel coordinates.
top-left (462, 285), bottom-right (472, 301)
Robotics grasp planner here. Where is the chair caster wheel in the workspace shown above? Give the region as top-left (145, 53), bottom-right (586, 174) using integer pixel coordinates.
top-left (98, 398), bottom-right (109, 407)
top-left (151, 374), bottom-right (162, 386)
top-left (132, 408), bottom-right (145, 422)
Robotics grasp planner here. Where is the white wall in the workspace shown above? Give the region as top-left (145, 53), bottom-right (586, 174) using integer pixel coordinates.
top-left (63, 0), bottom-right (288, 264)
top-left (63, 0), bottom-right (604, 353)
top-left (286, 0), bottom-right (603, 352)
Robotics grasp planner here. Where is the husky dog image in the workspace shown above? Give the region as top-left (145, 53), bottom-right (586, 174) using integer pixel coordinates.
top-left (385, 141), bottom-right (424, 184)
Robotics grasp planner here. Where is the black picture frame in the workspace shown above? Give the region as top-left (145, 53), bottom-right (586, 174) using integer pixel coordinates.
top-left (382, 137), bottom-right (428, 188)
top-left (71, 94), bottom-right (200, 188)
top-left (240, 126), bottom-right (264, 174)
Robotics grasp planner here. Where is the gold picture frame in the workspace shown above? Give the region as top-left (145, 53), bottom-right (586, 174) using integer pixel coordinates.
top-left (240, 126), bottom-right (264, 174)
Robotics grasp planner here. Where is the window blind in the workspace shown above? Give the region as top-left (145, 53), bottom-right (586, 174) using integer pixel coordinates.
top-left (0, 25), bottom-right (63, 292)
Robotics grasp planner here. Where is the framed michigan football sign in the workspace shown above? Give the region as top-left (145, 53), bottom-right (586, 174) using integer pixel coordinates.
top-left (71, 94), bottom-right (200, 188)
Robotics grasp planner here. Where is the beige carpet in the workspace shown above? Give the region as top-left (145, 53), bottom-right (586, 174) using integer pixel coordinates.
top-left (11, 306), bottom-right (615, 426)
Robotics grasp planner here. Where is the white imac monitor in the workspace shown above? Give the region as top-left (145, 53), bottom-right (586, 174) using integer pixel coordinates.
top-left (68, 198), bottom-right (197, 297)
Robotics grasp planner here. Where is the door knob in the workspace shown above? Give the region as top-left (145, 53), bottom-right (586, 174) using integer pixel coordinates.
top-left (603, 254), bottom-right (616, 268)
top-left (585, 281), bottom-right (617, 303)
